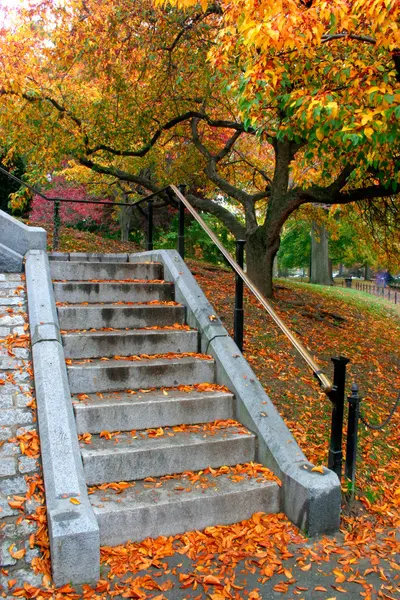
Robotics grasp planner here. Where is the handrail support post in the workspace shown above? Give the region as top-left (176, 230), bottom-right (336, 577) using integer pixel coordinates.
top-left (234, 240), bottom-right (246, 352)
top-left (345, 383), bottom-right (361, 496)
top-left (146, 199), bottom-right (154, 251)
top-left (328, 356), bottom-right (350, 479)
top-left (177, 184), bottom-right (187, 259)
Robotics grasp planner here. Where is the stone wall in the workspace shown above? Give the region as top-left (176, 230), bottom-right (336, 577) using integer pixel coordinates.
top-left (0, 211), bottom-right (46, 272)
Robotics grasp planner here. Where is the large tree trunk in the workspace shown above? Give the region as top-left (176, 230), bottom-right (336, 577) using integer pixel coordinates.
top-left (310, 221), bottom-right (333, 285)
top-left (245, 226), bottom-right (279, 298)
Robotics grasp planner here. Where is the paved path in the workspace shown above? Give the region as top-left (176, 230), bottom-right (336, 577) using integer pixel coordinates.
top-left (0, 273), bottom-right (398, 599)
top-left (0, 273), bottom-right (44, 594)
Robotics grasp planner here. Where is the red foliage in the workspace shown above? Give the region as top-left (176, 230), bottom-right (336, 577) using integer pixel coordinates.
top-left (29, 177), bottom-right (111, 226)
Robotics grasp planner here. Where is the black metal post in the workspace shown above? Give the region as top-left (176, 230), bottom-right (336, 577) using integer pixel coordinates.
top-left (177, 184), bottom-right (187, 260)
top-left (146, 200), bottom-right (154, 251)
top-left (53, 200), bottom-right (61, 251)
top-left (328, 356), bottom-right (350, 479)
top-left (345, 383), bottom-right (361, 494)
top-left (234, 240), bottom-right (246, 352)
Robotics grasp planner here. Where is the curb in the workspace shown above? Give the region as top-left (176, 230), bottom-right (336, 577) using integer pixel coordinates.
top-left (129, 250), bottom-right (341, 536)
top-left (25, 250), bottom-right (100, 585)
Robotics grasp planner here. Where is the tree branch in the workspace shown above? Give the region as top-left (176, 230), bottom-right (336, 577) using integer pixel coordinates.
top-left (215, 130), bottom-right (242, 162)
top-left (187, 193), bottom-right (246, 239)
top-left (78, 157), bottom-right (158, 191)
top-left (321, 32), bottom-right (376, 45)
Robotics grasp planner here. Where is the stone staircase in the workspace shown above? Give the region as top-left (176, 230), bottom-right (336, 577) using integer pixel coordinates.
top-left (50, 257), bottom-right (280, 546)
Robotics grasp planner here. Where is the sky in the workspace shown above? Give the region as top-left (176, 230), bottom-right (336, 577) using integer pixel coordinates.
top-left (0, 0), bottom-right (20, 26)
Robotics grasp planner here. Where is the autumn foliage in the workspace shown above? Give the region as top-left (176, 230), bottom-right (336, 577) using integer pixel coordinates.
top-left (0, 0), bottom-right (399, 296)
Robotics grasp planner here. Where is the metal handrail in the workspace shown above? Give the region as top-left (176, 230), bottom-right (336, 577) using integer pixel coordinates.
top-left (0, 165), bottom-right (169, 207)
top-left (0, 164), bottom-right (332, 393)
top-left (170, 185), bottom-right (332, 393)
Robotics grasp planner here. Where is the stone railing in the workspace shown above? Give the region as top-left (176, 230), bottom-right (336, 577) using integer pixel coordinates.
top-left (0, 210), bottom-right (47, 272)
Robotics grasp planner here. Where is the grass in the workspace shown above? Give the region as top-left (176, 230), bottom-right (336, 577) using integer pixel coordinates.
top-left (283, 279), bottom-right (400, 320)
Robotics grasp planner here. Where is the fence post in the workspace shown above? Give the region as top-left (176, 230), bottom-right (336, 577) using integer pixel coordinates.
top-left (53, 200), bottom-right (61, 251)
top-left (234, 240), bottom-right (246, 352)
top-left (146, 199), bottom-right (153, 251)
top-left (177, 184), bottom-right (187, 260)
top-left (345, 383), bottom-right (361, 496)
top-left (328, 356), bottom-right (350, 479)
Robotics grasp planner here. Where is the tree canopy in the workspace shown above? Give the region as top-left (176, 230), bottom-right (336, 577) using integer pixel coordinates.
top-left (0, 0), bottom-right (399, 295)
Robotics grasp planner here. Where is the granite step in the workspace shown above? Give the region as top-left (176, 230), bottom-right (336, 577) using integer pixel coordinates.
top-left (62, 328), bottom-right (198, 359)
top-left (73, 388), bottom-right (234, 433)
top-left (81, 424), bottom-right (256, 484)
top-left (90, 470), bottom-right (281, 546)
top-left (51, 261), bottom-right (163, 281)
top-left (58, 303), bottom-right (186, 330)
top-left (67, 355), bottom-right (215, 394)
top-left (54, 281), bottom-right (174, 304)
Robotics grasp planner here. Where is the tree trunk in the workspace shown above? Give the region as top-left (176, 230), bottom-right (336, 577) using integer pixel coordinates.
top-left (245, 226), bottom-right (279, 298)
top-left (273, 256), bottom-right (278, 278)
top-left (119, 205), bottom-right (133, 242)
top-left (364, 263), bottom-right (371, 280)
top-left (310, 221), bottom-right (333, 285)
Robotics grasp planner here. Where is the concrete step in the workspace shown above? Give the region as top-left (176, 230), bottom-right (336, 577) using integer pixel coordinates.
top-left (73, 388), bottom-right (234, 433)
top-left (81, 424), bottom-right (256, 484)
top-left (90, 470), bottom-right (280, 545)
top-left (50, 261), bottom-right (163, 281)
top-left (54, 281), bottom-right (174, 304)
top-left (67, 355), bottom-right (215, 394)
top-left (49, 252), bottom-right (129, 263)
top-left (58, 303), bottom-right (186, 330)
top-left (63, 328), bottom-right (199, 359)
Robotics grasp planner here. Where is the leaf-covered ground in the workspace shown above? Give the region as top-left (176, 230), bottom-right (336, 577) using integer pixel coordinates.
top-left (28, 221), bottom-right (141, 254)
top-left (189, 261), bottom-right (400, 520)
top-left (2, 237), bottom-right (399, 599)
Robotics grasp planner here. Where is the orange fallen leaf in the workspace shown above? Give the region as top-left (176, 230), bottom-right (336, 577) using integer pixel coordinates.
top-left (333, 568), bottom-right (346, 583)
top-left (203, 575), bottom-right (223, 586)
top-left (311, 465), bottom-right (324, 473)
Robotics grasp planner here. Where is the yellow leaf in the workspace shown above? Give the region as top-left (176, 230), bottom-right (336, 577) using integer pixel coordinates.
top-left (316, 128), bottom-right (324, 141)
top-left (70, 497), bottom-right (81, 505)
top-left (364, 127), bottom-right (374, 139)
top-left (333, 568), bottom-right (346, 583)
top-left (311, 465), bottom-right (324, 473)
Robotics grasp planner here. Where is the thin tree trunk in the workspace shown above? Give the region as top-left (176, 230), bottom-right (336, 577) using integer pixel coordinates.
top-left (310, 221), bottom-right (333, 285)
top-left (119, 205), bottom-right (133, 242)
top-left (364, 263), bottom-right (371, 280)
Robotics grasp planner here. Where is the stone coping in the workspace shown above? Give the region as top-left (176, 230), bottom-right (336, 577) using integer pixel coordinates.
top-left (25, 250), bottom-right (99, 585)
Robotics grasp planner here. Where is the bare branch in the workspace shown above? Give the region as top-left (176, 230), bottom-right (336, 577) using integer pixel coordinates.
top-left (321, 32), bottom-right (376, 45)
top-left (215, 130), bottom-right (242, 162)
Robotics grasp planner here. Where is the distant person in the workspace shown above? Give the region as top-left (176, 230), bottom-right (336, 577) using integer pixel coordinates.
top-left (384, 270), bottom-right (393, 288)
top-left (376, 271), bottom-right (385, 288)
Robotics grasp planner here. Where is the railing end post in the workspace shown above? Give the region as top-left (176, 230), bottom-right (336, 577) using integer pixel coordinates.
top-left (345, 381), bottom-right (361, 497)
top-left (328, 356), bottom-right (350, 479)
